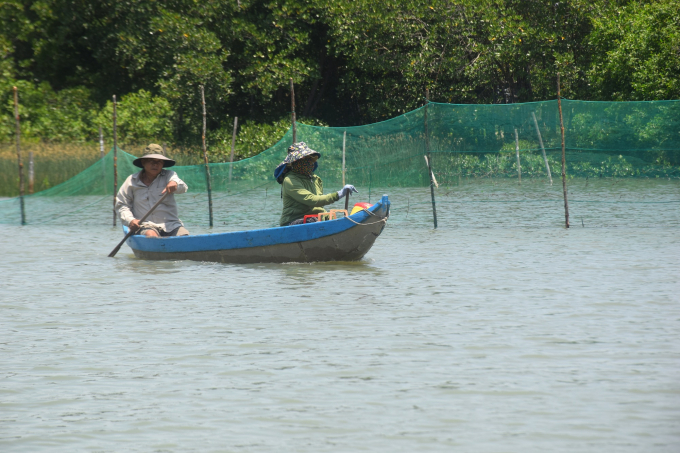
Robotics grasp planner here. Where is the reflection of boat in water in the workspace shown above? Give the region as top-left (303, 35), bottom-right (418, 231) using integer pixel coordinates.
top-left (124, 195), bottom-right (390, 264)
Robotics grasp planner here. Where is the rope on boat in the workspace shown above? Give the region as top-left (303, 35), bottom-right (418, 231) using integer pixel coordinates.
top-left (343, 208), bottom-right (389, 226)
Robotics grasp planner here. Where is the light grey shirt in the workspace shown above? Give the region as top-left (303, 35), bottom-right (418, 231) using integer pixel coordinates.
top-left (115, 169), bottom-right (188, 232)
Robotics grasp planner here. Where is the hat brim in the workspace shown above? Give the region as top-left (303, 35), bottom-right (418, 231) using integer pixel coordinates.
top-left (284, 150), bottom-right (320, 164)
top-left (274, 157), bottom-right (319, 184)
top-left (276, 150), bottom-right (320, 171)
top-left (133, 153), bottom-right (176, 168)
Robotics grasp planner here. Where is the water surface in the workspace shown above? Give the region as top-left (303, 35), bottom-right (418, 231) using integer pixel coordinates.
top-left (1, 180), bottom-right (679, 452)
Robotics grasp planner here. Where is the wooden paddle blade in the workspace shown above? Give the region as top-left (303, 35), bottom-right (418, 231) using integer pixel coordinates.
top-left (108, 244), bottom-right (123, 258)
top-left (108, 231), bottom-right (133, 257)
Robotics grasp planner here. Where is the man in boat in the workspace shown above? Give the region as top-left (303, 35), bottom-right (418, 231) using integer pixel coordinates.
top-left (116, 144), bottom-right (190, 237)
top-left (274, 142), bottom-right (357, 226)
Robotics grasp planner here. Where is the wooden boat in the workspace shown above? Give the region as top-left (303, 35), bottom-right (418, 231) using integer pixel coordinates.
top-left (124, 195), bottom-right (390, 264)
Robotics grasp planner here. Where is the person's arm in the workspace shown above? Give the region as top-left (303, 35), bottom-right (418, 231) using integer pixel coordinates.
top-left (115, 178), bottom-right (136, 227)
top-left (168, 171), bottom-right (188, 194)
top-left (283, 177), bottom-right (339, 207)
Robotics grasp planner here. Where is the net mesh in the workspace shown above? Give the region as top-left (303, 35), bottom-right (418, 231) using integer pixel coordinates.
top-left (1, 99), bottom-right (679, 228)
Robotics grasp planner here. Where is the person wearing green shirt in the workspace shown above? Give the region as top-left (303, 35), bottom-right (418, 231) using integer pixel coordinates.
top-left (274, 142), bottom-right (358, 226)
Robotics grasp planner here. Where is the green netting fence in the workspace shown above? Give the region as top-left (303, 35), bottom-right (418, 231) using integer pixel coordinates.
top-left (1, 99), bottom-right (679, 228)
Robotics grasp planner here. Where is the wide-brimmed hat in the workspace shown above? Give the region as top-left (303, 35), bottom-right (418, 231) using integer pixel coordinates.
top-left (274, 142), bottom-right (320, 183)
top-left (133, 144), bottom-right (176, 168)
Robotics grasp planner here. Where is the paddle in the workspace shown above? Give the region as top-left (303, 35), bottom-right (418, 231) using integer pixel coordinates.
top-left (345, 190), bottom-right (350, 212)
top-left (108, 191), bottom-right (170, 258)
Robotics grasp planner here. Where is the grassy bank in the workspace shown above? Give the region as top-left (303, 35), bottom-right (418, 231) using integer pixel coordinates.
top-left (0, 142), bottom-right (102, 197)
top-left (2, 142), bottom-right (677, 198)
top-left (0, 143), bottom-right (209, 197)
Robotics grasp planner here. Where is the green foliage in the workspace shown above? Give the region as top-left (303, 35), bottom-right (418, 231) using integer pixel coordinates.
top-left (588, 0), bottom-right (680, 101)
top-left (568, 101), bottom-right (680, 165)
top-left (0, 81), bottom-right (172, 145)
top-left (0, 79), bottom-right (96, 142)
top-left (208, 117), bottom-right (290, 162)
top-left (228, 0), bottom-right (326, 100)
top-left (0, 0), bottom-right (679, 149)
top-left (209, 116), bottom-right (328, 162)
top-left (93, 90), bottom-right (173, 146)
top-left (328, 0), bottom-right (595, 120)
top-left (432, 150), bottom-right (679, 181)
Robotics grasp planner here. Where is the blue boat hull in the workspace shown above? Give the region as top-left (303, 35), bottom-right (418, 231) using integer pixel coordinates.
top-left (126, 195), bottom-right (390, 263)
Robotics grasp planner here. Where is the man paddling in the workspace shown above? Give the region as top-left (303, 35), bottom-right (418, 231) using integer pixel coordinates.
top-left (115, 144), bottom-right (189, 237)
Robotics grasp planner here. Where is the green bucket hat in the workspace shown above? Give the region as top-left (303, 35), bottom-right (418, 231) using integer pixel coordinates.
top-left (133, 143), bottom-right (176, 168)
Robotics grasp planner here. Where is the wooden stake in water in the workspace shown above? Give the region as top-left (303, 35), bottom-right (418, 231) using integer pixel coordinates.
top-left (342, 131), bottom-right (346, 186)
top-left (13, 87), bottom-right (26, 225)
top-left (557, 74), bottom-right (570, 228)
top-left (200, 85), bottom-right (214, 228)
top-left (229, 116), bottom-right (238, 183)
top-left (424, 155), bottom-right (439, 187)
top-left (514, 128), bottom-right (521, 184)
top-left (290, 78), bottom-right (296, 144)
top-left (112, 95), bottom-right (118, 227)
top-left (424, 88), bottom-right (438, 229)
top-left (531, 111), bottom-right (552, 185)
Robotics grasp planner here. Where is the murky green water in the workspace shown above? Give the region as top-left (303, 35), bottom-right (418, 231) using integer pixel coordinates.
top-left (2, 179), bottom-right (679, 452)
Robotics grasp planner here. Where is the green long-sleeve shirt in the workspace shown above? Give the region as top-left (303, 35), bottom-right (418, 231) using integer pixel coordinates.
top-left (280, 172), bottom-right (340, 226)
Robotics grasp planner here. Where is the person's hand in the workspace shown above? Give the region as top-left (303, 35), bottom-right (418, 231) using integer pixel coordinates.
top-left (129, 218), bottom-right (141, 231)
top-left (337, 184), bottom-right (359, 199)
top-left (162, 181), bottom-right (178, 194)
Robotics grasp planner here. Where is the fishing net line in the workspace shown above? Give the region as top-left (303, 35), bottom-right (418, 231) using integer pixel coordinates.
top-left (1, 99), bottom-right (679, 228)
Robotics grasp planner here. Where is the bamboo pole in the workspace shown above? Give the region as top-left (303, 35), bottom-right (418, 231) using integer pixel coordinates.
top-left (514, 128), bottom-right (521, 184)
top-left (342, 131), bottom-right (349, 211)
top-left (557, 74), bottom-right (570, 228)
top-left (531, 111), bottom-right (552, 185)
top-left (424, 88), bottom-right (438, 229)
top-left (229, 116), bottom-right (238, 182)
top-left (290, 78), bottom-right (296, 144)
top-left (13, 87), bottom-right (26, 225)
top-left (342, 131), bottom-right (346, 186)
top-left (200, 85), bottom-right (214, 228)
top-left (112, 95), bottom-right (118, 227)
top-left (28, 150), bottom-right (34, 194)
top-left (99, 126), bottom-right (104, 158)
top-left (368, 168), bottom-right (371, 204)
top-left (100, 125), bottom-right (106, 184)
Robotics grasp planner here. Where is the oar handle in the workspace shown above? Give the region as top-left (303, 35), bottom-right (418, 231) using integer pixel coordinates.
top-left (108, 191), bottom-right (171, 258)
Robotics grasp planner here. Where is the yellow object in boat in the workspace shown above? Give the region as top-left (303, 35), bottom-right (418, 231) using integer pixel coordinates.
top-left (350, 202), bottom-right (373, 215)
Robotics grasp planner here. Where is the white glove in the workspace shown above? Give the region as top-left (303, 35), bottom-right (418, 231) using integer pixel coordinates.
top-left (337, 184), bottom-right (359, 199)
